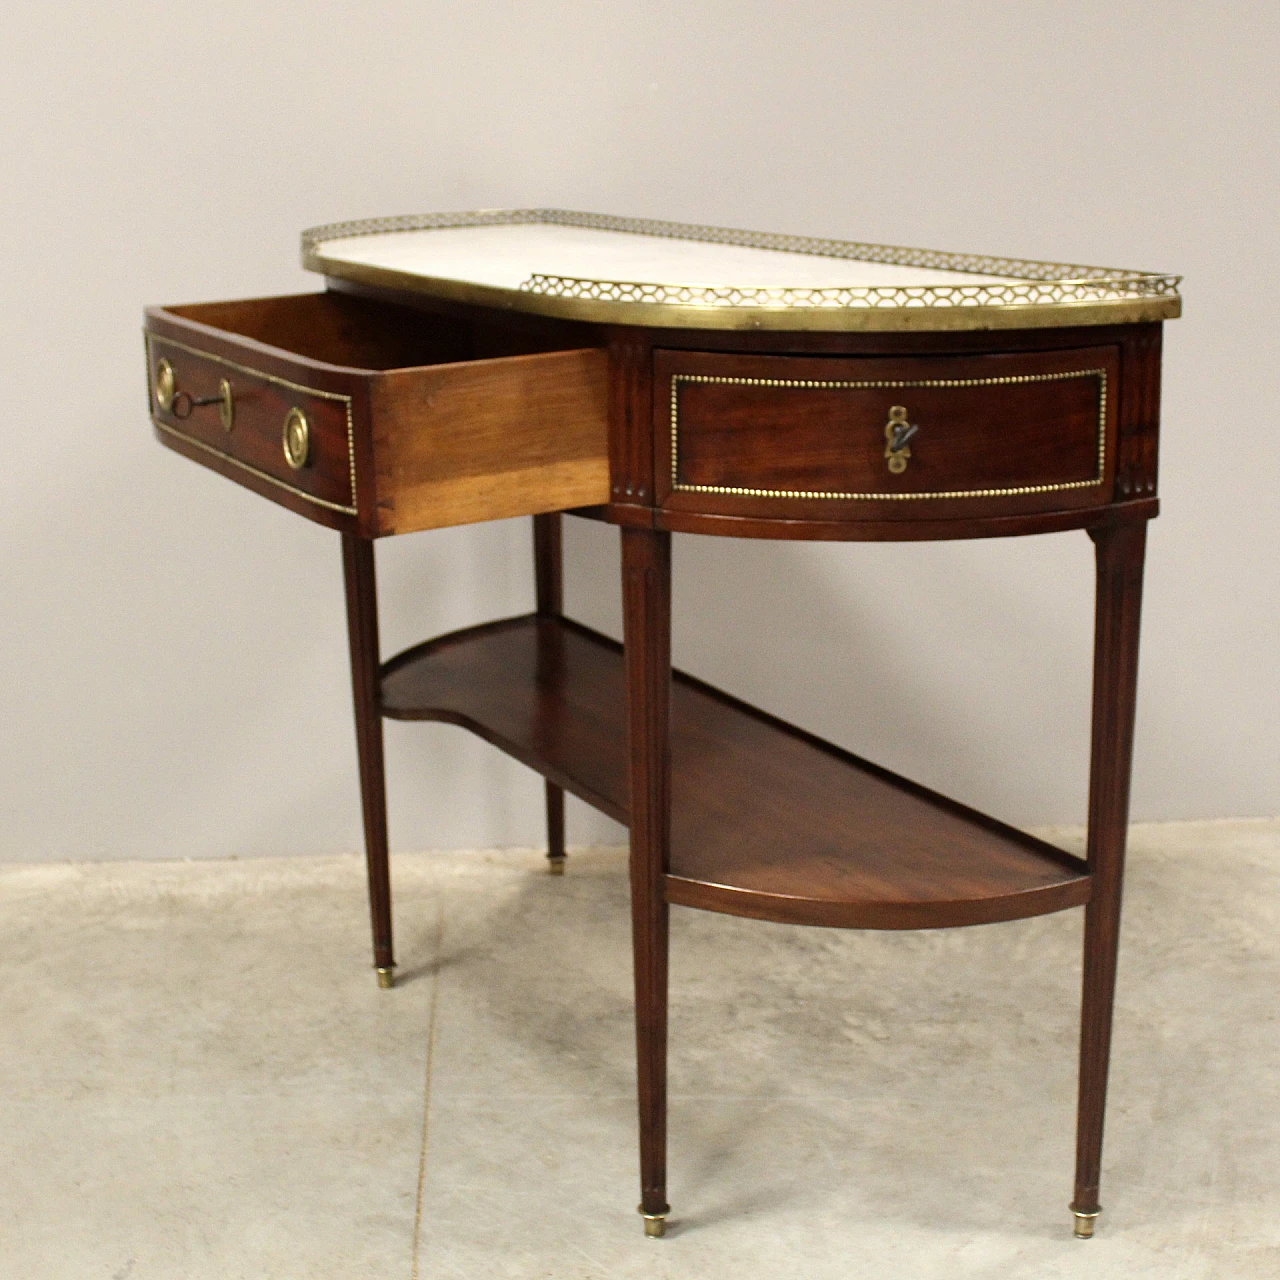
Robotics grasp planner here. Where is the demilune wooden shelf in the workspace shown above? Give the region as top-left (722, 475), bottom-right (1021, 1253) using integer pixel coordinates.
top-left (380, 615), bottom-right (1091, 929)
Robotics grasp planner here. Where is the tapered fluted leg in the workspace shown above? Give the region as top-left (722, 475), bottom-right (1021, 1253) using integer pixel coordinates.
top-left (534, 513), bottom-right (568, 875)
top-left (621, 527), bottom-right (672, 1236)
top-left (342, 533), bottom-right (395, 989)
top-left (1073, 520), bottom-right (1148, 1235)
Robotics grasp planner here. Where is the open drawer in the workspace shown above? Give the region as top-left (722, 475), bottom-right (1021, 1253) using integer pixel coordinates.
top-left (144, 291), bottom-right (610, 535)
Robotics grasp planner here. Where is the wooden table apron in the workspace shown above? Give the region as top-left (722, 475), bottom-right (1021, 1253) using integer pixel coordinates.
top-left (144, 280), bottom-right (1163, 1239)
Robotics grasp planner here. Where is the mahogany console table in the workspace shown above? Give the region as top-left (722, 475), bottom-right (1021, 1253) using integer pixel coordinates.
top-left (144, 210), bottom-right (1181, 1241)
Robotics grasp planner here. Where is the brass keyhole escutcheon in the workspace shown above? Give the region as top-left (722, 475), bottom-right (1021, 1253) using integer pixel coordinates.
top-left (884, 405), bottom-right (918, 475)
top-left (283, 406), bottom-right (311, 470)
top-left (154, 358), bottom-right (176, 412)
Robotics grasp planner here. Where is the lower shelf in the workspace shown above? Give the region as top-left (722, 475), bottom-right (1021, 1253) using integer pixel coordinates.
top-left (380, 615), bottom-right (1091, 929)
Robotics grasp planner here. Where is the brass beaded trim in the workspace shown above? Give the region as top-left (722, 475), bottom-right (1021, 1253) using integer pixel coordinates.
top-left (145, 333), bottom-right (358, 515)
top-left (152, 420), bottom-right (358, 516)
top-left (669, 369), bottom-right (1107, 502)
top-left (301, 208), bottom-right (1180, 317)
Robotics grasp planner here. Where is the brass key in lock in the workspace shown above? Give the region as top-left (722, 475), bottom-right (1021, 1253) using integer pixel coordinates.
top-left (154, 358), bottom-right (235, 431)
top-left (884, 405), bottom-right (918, 474)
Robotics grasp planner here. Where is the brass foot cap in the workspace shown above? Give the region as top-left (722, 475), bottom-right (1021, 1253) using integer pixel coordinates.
top-left (638, 1204), bottom-right (669, 1239)
top-left (548, 855), bottom-right (566, 876)
top-left (1072, 1208), bottom-right (1100, 1239)
top-left (376, 967), bottom-right (395, 990)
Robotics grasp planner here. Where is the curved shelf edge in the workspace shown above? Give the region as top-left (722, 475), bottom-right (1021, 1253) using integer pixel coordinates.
top-left (665, 873), bottom-right (1091, 931)
top-left (653, 499), bottom-right (1159, 543)
top-left (378, 613), bottom-right (1092, 931)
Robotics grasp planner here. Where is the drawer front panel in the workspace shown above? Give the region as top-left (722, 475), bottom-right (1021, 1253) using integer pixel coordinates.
top-left (655, 347), bottom-right (1119, 520)
top-left (147, 333), bottom-right (358, 516)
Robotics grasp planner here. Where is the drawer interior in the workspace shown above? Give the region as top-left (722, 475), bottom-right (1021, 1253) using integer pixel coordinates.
top-left (164, 290), bottom-right (597, 371)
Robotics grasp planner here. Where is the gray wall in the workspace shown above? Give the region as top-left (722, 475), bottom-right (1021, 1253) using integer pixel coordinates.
top-left (2, 2), bottom-right (1276, 863)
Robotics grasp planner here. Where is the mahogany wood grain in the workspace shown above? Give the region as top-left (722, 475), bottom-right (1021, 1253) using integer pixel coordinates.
top-left (150, 418), bottom-right (357, 533)
top-left (381, 616), bottom-right (628, 823)
top-left (592, 319), bottom-right (1162, 542)
top-left (370, 347), bottom-right (609, 535)
top-left (621, 528), bottom-right (672, 1222)
top-left (1073, 521), bottom-right (1147, 1220)
top-left (145, 311), bottom-right (368, 529)
top-left (607, 332), bottom-right (656, 505)
top-left (166, 292), bottom-right (475, 369)
top-left (377, 615), bottom-right (1092, 929)
top-left (150, 272), bottom-right (1169, 1235)
top-left (533, 512), bottom-right (564, 615)
top-left (1115, 325), bottom-right (1163, 500)
top-left (325, 276), bottom-right (606, 357)
top-left (146, 339), bottom-right (354, 512)
top-left (342, 534), bottom-right (394, 975)
top-left (534, 513), bottom-right (566, 867)
top-left (650, 497), bottom-right (1158, 542)
top-left (150, 293), bottom-right (1163, 546)
top-left (654, 347), bottom-right (1119, 522)
top-left (145, 294), bottom-right (611, 538)
top-left (633, 320), bottom-right (1155, 359)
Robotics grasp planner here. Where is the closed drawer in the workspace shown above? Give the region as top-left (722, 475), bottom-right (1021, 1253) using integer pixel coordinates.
top-left (145, 292), bottom-right (609, 535)
top-left (654, 346), bottom-right (1120, 522)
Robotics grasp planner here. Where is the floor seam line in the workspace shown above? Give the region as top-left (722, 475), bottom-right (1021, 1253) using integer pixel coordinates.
top-left (410, 893), bottom-right (447, 1280)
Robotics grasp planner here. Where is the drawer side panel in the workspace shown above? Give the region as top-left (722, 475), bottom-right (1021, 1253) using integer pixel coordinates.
top-left (371, 348), bottom-right (610, 534)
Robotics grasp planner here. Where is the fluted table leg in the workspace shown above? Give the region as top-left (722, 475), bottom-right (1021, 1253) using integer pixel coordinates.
top-left (621, 527), bottom-right (672, 1237)
top-left (1073, 519), bottom-right (1148, 1235)
top-left (342, 533), bottom-right (395, 989)
top-left (534, 513), bottom-right (568, 875)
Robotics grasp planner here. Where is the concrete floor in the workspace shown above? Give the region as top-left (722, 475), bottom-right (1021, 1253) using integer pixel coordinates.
top-left (1, 820), bottom-right (1277, 1279)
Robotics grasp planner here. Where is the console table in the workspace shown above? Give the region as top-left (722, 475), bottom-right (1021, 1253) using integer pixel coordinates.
top-left (143, 210), bottom-right (1181, 1241)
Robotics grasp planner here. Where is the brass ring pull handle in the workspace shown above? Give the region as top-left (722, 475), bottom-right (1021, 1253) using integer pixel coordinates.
top-left (154, 358), bottom-right (177, 411)
top-left (154, 359), bottom-right (234, 431)
top-left (282, 406), bottom-right (311, 470)
top-left (883, 405), bottom-right (918, 474)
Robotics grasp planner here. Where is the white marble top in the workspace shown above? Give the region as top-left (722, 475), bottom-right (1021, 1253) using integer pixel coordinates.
top-left (310, 223), bottom-right (1022, 291)
top-left (300, 210), bottom-right (1181, 331)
